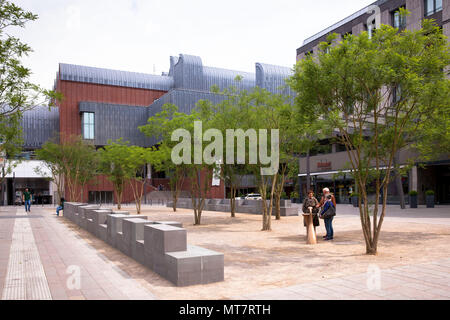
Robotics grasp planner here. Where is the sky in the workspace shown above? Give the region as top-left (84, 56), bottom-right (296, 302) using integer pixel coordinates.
top-left (13, 0), bottom-right (375, 89)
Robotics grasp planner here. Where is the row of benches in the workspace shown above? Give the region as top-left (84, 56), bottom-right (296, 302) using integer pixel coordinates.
top-left (63, 203), bottom-right (224, 287)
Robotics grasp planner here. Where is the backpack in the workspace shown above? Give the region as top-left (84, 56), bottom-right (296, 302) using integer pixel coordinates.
top-left (320, 203), bottom-right (336, 219)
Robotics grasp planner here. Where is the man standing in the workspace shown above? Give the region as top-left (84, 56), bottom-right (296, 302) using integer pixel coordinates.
top-left (317, 188), bottom-right (337, 240)
top-left (23, 188), bottom-right (32, 213)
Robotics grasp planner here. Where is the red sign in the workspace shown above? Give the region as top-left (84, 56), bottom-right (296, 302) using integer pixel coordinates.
top-left (317, 161), bottom-right (332, 171)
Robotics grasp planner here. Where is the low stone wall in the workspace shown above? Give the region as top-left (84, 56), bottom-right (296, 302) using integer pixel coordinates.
top-left (168, 198), bottom-right (299, 216)
top-left (63, 203), bottom-right (224, 287)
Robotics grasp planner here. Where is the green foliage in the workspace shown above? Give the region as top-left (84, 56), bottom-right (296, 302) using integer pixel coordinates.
top-left (0, 1), bottom-right (62, 183)
top-left (36, 135), bottom-right (97, 202)
top-left (408, 190), bottom-right (418, 196)
top-left (425, 190), bottom-right (435, 196)
top-left (289, 15), bottom-right (449, 254)
top-left (98, 139), bottom-right (153, 212)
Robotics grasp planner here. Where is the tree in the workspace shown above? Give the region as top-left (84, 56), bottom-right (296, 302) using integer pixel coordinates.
top-left (40, 135), bottom-right (97, 202)
top-left (149, 143), bottom-right (187, 212)
top-left (140, 104), bottom-right (192, 213)
top-left (141, 104), bottom-right (215, 225)
top-left (289, 17), bottom-right (450, 254)
top-left (98, 139), bottom-right (129, 210)
top-left (35, 137), bottom-right (65, 205)
top-left (244, 87), bottom-right (281, 231)
top-left (196, 82), bottom-right (251, 218)
top-left (125, 145), bottom-right (153, 214)
top-left (0, 1), bottom-right (61, 200)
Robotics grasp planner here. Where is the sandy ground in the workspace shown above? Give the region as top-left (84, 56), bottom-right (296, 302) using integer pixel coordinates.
top-left (47, 205), bottom-right (450, 300)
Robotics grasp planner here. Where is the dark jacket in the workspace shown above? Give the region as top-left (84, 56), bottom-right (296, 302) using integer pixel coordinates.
top-left (302, 197), bottom-right (320, 227)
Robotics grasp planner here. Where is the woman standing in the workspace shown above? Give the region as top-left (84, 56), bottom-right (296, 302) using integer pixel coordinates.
top-left (302, 190), bottom-right (320, 230)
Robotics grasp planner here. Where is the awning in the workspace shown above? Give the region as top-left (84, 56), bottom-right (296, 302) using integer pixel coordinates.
top-left (298, 165), bottom-right (405, 177)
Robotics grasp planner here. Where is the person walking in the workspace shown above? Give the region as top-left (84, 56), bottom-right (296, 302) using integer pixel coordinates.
top-left (23, 188), bottom-right (32, 213)
top-left (302, 190), bottom-right (320, 230)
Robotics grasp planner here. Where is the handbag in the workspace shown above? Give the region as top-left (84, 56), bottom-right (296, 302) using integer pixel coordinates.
top-left (320, 204), bottom-right (336, 219)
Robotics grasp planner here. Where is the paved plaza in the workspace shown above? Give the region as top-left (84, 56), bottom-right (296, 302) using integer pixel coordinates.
top-left (0, 204), bottom-right (449, 300)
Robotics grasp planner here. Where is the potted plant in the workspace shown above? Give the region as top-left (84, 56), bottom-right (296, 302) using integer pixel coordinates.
top-left (425, 190), bottom-right (435, 208)
top-left (290, 191), bottom-right (299, 203)
top-left (351, 192), bottom-right (359, 207)
top-left (409, 190), bottom-right (418, 208)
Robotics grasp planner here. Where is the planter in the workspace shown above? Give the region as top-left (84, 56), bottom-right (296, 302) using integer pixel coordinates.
top-left (352, 196), bottom-right (359, 207)
top-left (426, 195), bottom-right (435, 208)
top-left (409, 195), bottom-right (418, 208)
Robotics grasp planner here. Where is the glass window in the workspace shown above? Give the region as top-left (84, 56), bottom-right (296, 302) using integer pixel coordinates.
top-left (425, 0), bottom-right (443, 16)
top-left (393, 8), bottom-right (406, 29)
top-left (82, 112), bottom-right (94, 140)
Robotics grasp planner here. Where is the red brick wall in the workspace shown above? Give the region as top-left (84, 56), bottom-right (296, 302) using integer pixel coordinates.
top-left (55, 78), bottom-right (225, 202)
top-left (55, 79), bottom-right (167, 203)
top-left (55, 79), bottom-right (166, 140)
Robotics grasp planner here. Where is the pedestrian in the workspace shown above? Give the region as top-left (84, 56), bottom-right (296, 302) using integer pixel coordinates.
top-left (56, 197), bottom-right (65, 216)
top-left (23, 188), bottom-right (32, 213)
top-left (302, 190), bottom-right (320, 230)
top-left (319, 193), bottom-right (336, 240)
top-left (318, 187), bottom-right (336, 208)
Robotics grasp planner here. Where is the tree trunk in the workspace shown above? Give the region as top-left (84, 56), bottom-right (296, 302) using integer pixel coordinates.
top-left (275, 194), bottom-right (281, 220)
top-left (172, 191), bottom-right (178, 212)
top-left (230, 185), bottom-right (236, 218)
top-left (116, 188), bottom-right (123, 210)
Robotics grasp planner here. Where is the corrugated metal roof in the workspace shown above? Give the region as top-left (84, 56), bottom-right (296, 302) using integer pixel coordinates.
top-left (203, 66), bottom-right (255, 91)
top-left (21, 106), bottom-right (59, 148)
top-left (255, 62), bottom-right (293, 96)
top-left (59, 63), bottom-right (174, 91)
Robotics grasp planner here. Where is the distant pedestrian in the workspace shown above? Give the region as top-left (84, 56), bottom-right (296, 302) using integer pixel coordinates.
top-left (23, 188), bottom-right (32, 213)
top-left (56, 197), bottom-right (65, 216)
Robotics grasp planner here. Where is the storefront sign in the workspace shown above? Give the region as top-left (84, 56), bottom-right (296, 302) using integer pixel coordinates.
top-left (317, 161), bottom-right (332, 171)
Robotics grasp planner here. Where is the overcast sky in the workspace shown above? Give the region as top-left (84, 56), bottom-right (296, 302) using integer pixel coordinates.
top-left (13, 0), bottom-right (375, 89)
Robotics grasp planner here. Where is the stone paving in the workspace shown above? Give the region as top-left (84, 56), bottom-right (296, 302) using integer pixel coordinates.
top-left (0, 204), bottom-right (449, 300)
top-left (0, 206), bottom-right (155, 300)
top-left (238, 258), bottom-right (450, 300)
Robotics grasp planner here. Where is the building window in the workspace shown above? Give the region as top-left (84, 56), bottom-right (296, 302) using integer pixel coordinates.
top-left (392, 8), bottom-right (406, 29)
top-left (81, 112), bottom-right (94, 140)
top-left (393, 85), bottom-right (402, 104)
top-left (425, 0), bottom-right (443, 16)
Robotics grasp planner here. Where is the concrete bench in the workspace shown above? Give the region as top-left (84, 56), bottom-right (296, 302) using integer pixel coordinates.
top-left (166, 245), bottom-right (224, 287)
top-left (88, 209), bottom-right (112, 237)
top-left (154, 221), bottom-right (183, 228)
top-left (61, 203), bottom-right (225, 287)
top-left (121, 218), bottom-right (154, 258)
top-left (107, 213), bottom-right (145, 249)
top-left (77, 205), bottom-right (100, 229)
top-left (63, 203), bottom-right (86, 222)
top-left (144, 224), bottom-right (187, 277)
